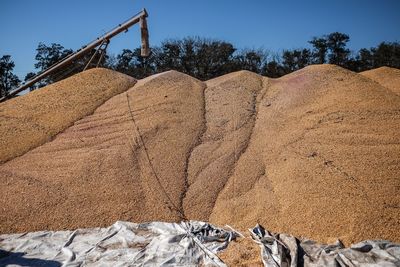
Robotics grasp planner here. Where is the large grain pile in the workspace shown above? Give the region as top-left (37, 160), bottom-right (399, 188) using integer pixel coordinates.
top-left (0, 65), bottom-right (399, 251)
top-left (361, 66), bottom-right (400, 95)
top-left (0, 70), bottom-right (204, 233)
top-left (0, 68), bottom-right (136, 163)
top-left (210, 65), bottom-right (400, 245)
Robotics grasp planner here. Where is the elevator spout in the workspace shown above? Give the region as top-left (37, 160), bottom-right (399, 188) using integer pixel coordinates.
top-left (140, 15), bottom-right (150, 57)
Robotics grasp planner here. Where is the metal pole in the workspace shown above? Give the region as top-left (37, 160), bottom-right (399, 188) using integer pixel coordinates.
top-left (1, 9), bottom-right (148, 102)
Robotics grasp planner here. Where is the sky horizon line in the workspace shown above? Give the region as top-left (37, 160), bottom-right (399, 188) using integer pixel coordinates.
top-left (1, 0), bottom-right (399, 79)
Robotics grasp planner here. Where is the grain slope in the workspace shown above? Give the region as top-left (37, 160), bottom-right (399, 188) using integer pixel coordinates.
top-left (0, 68), bottom-right (136, 163)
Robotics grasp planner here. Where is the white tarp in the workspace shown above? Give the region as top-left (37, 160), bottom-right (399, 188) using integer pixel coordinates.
top-left (0, 221), bottom-right (239, 267)
top-left (1, 222), bottom-right (400, 266)
top-left (250, 224), bottom-right (400, 267)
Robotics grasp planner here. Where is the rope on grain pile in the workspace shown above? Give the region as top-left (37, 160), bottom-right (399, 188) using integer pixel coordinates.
top-left (233, 88), bottom-right (237, 214)
top-left (125, 92), bottom-right (187, 221)
top-left (216, 83), bottom-right (238, 213)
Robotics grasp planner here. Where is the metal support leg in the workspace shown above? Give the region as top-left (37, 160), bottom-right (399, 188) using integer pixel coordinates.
top-left (96, 40), bottom-right (110, 67)
top-left (84, 39), bottom-right (109, 71)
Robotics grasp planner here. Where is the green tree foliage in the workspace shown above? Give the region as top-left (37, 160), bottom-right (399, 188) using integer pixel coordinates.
top-left (262, 61), bottom-right (286, 78)
top-left (233, 49), bottom-right (267, 73)
top-left (113, 37), bottom-right (239, 80)
top-left (157, 40), bottom-right (183, 72)
top-left (309, 33), bottom-right (350, 66)
top-left (34, 43), bottom-right (73, 71)
top-left (282, 49), bottom-right (312, 72)
top-left (372, 42), bottom-right (400, 68)
top-left (357, 48), bottom-right (374, 71)
top-left (113, 48), bottom-right (157, 79)
top-left (0, 55), bottom-right (20, 97)
top-left (33, 42), bottom-right (109, 87)
top-left (326, 32), bottom-right (350, 66)
top-left (34, 42), bottom-right (73, 85)
top-left (114, 49), bottom-right (135, 75)
top-left (9, 33), bottom-right (400, 93)
top-left (157, 37), bottom-right (238, 80)
top-left (344, 42), bottom-right (400, 72)
top-left (24, 72), bottom-right (37, 91)
top-left (101, 36), bottom-right (400, 79)
top-left (191, 39), bottom-right (237, 80)
top-left (309, 37), bottom-right (328, 64)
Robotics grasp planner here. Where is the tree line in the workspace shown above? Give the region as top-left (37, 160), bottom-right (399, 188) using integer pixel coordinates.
top-left (1, 32), bottom-right (399, 97)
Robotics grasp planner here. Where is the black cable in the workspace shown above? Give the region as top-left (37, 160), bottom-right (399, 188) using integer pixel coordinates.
top-left (126, 92), bottom-right (187, 221)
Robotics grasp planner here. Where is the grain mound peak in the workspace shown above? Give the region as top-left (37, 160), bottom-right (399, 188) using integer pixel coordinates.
top-left (361, 66), bottom-right (400, 95)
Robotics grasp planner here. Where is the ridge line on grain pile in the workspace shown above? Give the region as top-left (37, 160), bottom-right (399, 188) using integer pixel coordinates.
top-left (125, 91), bottom-right (187, 221)
top-left (228, 77), bottom-right (265, 196)
top-left (182, 70), bottom-right (266, 220)
top-left (212, 75), bottom-right (270, 216)
top-left (179, 81), bottom-right (207, 220)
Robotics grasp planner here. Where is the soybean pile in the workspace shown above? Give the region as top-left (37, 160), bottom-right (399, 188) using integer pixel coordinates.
top-left (1, 65), bottom-right (399, 248)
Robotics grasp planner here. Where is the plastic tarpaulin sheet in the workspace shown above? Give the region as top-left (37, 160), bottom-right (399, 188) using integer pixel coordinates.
top-left (250, 224), bottom-right (400, 267)
top-left (2, 221), bottom-right (400, 266)
top-left (0, 221), bottom-right (239, 267)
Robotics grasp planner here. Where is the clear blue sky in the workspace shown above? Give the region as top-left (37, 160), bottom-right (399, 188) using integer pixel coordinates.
top-left (1, 0), bottom-right (399, 79)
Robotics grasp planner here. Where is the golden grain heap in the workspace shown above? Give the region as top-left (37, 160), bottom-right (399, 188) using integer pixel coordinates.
top-left (0, 68), bottom-right (136, 163)
top-left (361, 66), bottom-right (400, 95)
top-left (1, 66), bottom-right (399, 253)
